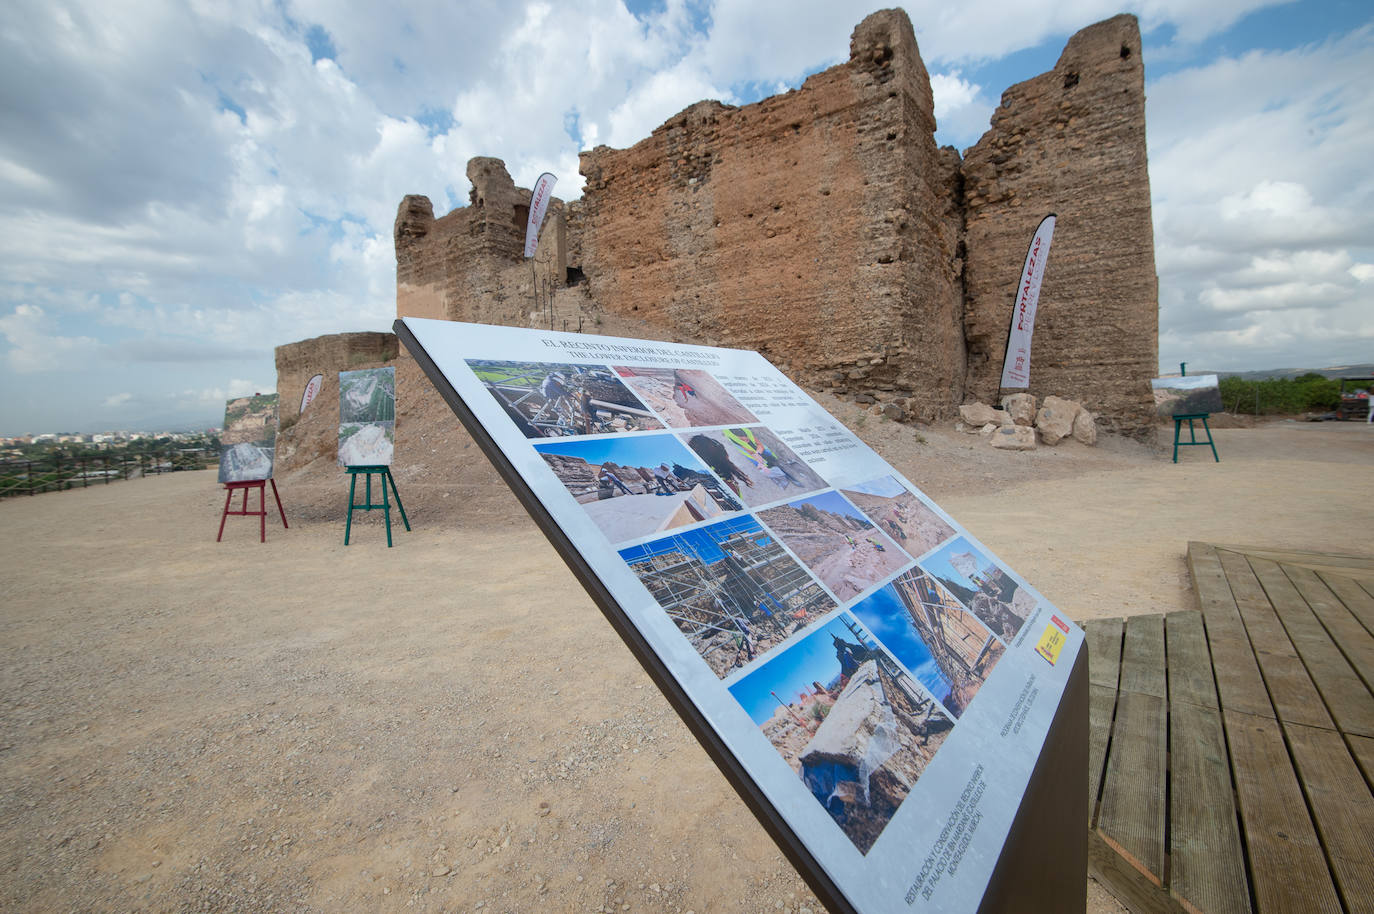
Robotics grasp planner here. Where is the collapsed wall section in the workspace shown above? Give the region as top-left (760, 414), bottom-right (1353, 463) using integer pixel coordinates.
top-left (960, 14), bottom-right (1157, 433)
top-left (576, 9), bottom-right (965, 421)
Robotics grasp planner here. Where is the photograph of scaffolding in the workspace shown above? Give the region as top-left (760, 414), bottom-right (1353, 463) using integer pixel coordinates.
top-left (757, 490), bottom-right (910, 603)
top-left (535, 434), bottom-right (743, 544)
top-left (919, 536), bottom-right (1037, 642)
top-left (684, 426), bottom-right (827, 508)
top-left (466, 359), bottom-right (664, 437)
top-left (618, 515), bottom-right (836, 678)
top-left (218, 393), bottom-right (278, 483)
top-left (851, 569), bottom-right (1005, 719)
top-left (729, 613), bottom-right (954, 855)
top-left (839, 476), bottom-right (956, 559)
top-left (612, 367), bottom-right (759, 428)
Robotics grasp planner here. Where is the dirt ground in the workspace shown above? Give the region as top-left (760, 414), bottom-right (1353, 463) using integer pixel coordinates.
top-left (2, 417), bottom-right (1370, 913)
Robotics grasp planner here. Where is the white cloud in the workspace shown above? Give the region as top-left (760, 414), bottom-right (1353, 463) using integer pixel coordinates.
top-left (1148, 25), bottom-right (1374, 368)
top-left (0, 303), bottom-right (103, 373)
top-left (103, 392), bottom-right (133, 408)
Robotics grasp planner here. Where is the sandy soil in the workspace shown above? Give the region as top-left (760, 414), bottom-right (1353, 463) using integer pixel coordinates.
top-left (2, 417), bottom-right (1370, 913)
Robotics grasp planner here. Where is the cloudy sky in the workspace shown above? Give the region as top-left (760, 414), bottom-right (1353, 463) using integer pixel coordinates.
top-left (1, 0), bottom-right (1370, 434)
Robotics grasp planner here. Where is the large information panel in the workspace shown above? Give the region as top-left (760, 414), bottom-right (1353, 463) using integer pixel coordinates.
top-left (397, 318), bottom-right (1085, 913)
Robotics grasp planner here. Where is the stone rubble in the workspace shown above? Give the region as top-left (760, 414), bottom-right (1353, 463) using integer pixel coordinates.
top-left (960, 395), bottom-right (1098, 451)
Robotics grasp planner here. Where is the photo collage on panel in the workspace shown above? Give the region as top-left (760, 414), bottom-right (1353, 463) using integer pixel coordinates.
top-left (465, 355), bottom-right (1030, 856)
top-left (338, 367), bottom-right (396, 467)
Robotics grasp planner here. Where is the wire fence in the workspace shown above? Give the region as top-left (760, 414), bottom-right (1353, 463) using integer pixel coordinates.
top-left (0, 450), bottom-right (213, 498)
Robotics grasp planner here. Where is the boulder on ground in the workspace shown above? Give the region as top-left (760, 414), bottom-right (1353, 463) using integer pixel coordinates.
top-left (1036, 396), bottom-right (1082, 445)
top-left (1001, 393), bottom-right (1037, 426)
top-left (881, 402), bottom-right (907, 422)
top-left (990, 425), bottom-right (1037, 451)
top-left (958, 402), bottom-right (1008, 427)
top-left (1072, 409), bottom-right (1098, 446)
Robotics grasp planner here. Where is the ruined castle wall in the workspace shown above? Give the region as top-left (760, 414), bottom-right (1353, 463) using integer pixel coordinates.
top-left (960, 14), bottom-right (1157, 433)
top-left (395, 158), bottom-right (570, 327)
top-left (576, 10), bottom-right (965, 420)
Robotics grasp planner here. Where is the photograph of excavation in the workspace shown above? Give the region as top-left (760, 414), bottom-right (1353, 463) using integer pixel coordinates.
top-left (852, 569), bottom-right (1006, 719)
top-left (339, 367), bottom-right (396, 424)
top-left (921, 536), bottom-right (1037, 642)
top-left (612, 367), bottom-right (759, 428)
top-left (217, 393), bottom-right (278, 483)
top-left (1151, 374), bottom-right (1225, 418)
top-left (466, 360), bottom-right (663, 437)
top-left (618, 514), bottom-right (835, 678)
top-left (685, 427), bottom-right (827, 508)
top-left (729, 614), bottom-right (954, 855)
top-left (337, 422), bottom-right (394, 466)
top-left (757, 490), bottom-right (910, 603)
top-left (839, 475), bottom-right (956, 558)
top-left (535, 434), bottom-right (742, 544)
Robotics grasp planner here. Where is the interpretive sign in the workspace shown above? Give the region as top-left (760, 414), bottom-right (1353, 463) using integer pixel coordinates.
top-left (218, 393), bottom-right (278, 483)
top-left (396, 318), bottom-right (1086, 914)
top-left (1151, 374), bottom-right (1223, 418)
top-left (338, 367), bottom-right (396, 467)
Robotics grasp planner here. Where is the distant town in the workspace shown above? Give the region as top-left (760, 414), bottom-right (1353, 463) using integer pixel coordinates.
top-left (1, 429), bottom-right (220, 460)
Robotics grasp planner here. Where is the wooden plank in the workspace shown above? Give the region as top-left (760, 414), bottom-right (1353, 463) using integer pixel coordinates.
top-left (1098, 690), bottom-right (1167, 882)
top-left (1252, 558), bottom-right (1374, 738)
top-left (1188, 543), bottom-right (1274, 719)
top-left (1217, 549), bottom-right (1332, 729)
top-left (1088, 830), bottom-right (1187, 914)
top-left (1283, 721), bottom-right (1374, 914)
top-left (1349, 734), bottom-right (1374, 791)
top-left (1166, 611), bottom-right (1218, 710)
top-left (1086, 617), bottom-right (1124, 689)
top-left (1168, 700), bottom-right (1251, 914)
top-left (1321, 571), bottom-right (1374, 636)
top-left (1209, 544), bottom-right (1374, 571)
top-left (1223, 709), bottom-right (1343, 914)
top-left (1283, 565), bottom-right (1374, 695)
top-left (1088, 682), bottom-right (1117, 825)
top-left (1121, 614), bottom-right (1167, 698)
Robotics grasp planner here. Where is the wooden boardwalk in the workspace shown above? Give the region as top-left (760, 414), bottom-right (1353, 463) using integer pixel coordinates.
top-left (1085, 543), bottom-right (1374, 914)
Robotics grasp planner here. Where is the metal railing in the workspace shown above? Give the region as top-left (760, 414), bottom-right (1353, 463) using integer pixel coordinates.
top-left (0, 451), bottom-right (211, 498)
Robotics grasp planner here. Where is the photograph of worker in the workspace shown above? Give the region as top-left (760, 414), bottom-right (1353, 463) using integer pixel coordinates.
top-left (918, 536), bottom-right (1037, 643)
top-left (756, 490), bottom-right (910, 603)
top-left (612, 366), bottom-right (759, 428)
top-left (466, 359), bottom-right (664, 437)
top-left (683, 426), bottom-right (827, 508)
top-left (534, 433), bottom-right (743, 544)
top-left (838, 476), bottom-right (956, 559)
top-left (618, 514), bottom-right (836, 679)
top-left (849, 569), bottom-right (1005, 719)
top-left (728, 613), bottom-right (953, 855)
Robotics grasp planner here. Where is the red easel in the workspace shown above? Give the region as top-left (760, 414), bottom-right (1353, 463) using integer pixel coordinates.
top-left (217, 478), bottom-right (288, 542)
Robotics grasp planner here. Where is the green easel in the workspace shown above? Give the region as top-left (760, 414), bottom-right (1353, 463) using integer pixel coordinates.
top-left (1170, 363), bottom-right (1219, 464)
top-left (1171, 413), bottom-right (1219, 463)
top-left (344, 465), bottom-right (411, 547)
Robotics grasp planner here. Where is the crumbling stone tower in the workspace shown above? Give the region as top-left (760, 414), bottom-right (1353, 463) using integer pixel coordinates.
top-left (393, 9), bottom-right (1159, 433)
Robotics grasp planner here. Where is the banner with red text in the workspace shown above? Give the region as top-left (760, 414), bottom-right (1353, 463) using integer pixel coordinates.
top-left (999, 214), bottom-right (1056, 390)
top-left (523, 172), bottom-right (557, 258)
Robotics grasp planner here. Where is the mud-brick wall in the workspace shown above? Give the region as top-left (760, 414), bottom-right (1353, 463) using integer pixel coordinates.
top-left (576, 9), bottom-right (965, 421)
top-left (961, 14), bottom-right (1157, 433)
